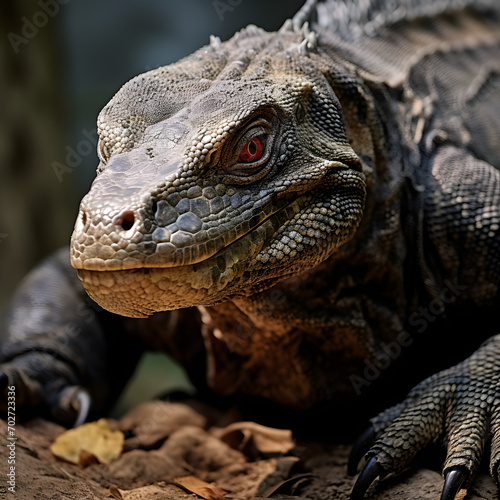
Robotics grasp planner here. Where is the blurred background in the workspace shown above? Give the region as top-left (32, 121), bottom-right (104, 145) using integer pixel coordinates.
top-left (0, 0), bottom-right (304, 415)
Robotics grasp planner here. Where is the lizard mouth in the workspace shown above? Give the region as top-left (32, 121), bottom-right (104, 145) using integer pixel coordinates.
top-left (72, 191), bottom-right (293, 272)
top-left (74, 168), bottom-right (366, 317)
top-left (75, 201), bottom-right (298, 317)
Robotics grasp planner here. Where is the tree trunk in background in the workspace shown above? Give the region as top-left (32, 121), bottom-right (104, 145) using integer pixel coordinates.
top-left (0, 0), bottom-right (77, 319)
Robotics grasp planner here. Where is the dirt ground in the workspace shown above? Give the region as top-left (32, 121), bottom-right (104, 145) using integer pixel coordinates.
top-left (0, 400), bottom-right (497, 500)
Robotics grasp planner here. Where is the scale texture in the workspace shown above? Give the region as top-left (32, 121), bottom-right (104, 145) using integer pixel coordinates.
top-left (1, 0), bottom-right (500, 498)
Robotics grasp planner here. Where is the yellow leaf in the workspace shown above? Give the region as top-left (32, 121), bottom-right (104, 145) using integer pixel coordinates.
top-left (50, 418), bottom-right (124, 466)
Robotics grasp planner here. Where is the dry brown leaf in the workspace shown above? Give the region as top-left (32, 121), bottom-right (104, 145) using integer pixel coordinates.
top-left (108, 484), bottom-right (124, 499)
top-left (78, 449), bottom-right (99, 467)
top-left (255, 456), bottom-right (301, 496)
top-left (50, 418), bottom-right (124, 466)
top-left (211, 421), bottom-right (294, 457)
top-left (117, 483), bottom-right (195, 500)
top-left (260, 473), bottom-right (315, 498)
top-left (119, 401), bottom-right (207, 451)
top-left (172, 475), bottom-right (227, 500)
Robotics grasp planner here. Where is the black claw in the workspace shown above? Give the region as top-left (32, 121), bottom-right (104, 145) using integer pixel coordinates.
top-left (0, 371), bottom-right (8, 392)
top-left (350, 456), bottom-right (385, 500)
top-left (440, 467), bottom-right (468, 500)
top-left (348, 425), bottom-right (376, 476)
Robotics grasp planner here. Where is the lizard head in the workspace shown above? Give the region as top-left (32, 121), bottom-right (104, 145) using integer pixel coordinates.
top-left (70, 26), bottom-right (367, 317)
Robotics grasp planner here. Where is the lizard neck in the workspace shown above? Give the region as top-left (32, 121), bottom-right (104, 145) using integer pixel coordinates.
top-left (199, 223), bottom-right (411, 409)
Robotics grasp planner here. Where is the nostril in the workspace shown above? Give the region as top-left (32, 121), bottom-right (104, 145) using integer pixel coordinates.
top-left (120, 210), bottom-right (135, 231)
top-left (75, 210), bottom-right (89, 233)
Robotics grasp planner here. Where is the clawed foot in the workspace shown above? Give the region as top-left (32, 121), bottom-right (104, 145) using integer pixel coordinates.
top-left (350, 445), bottom-right (468, 500)
top-left (0, 352), bottom-right (91, 427)
top-left (348, 337), bottom-right (500, 499)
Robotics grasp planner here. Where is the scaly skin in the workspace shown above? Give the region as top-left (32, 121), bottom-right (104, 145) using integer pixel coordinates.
top-left (70, 36), bottom-right (366, 316)
top-left (2, 1), bottom-right (500, 498)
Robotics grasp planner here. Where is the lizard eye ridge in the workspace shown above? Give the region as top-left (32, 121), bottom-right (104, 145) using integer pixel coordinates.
top-left (239, 137), bottom-right (263, 162)
top-left (223, 118), bottom-right (275, 184)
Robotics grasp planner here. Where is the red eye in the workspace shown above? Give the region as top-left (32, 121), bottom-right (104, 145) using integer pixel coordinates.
top-left (238, 137), bottom-right (263, 162)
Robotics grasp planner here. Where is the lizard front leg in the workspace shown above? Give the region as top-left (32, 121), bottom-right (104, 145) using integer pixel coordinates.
top-left (350, 333), bottom-right (500, 499)
top-left (0, 249), bottom-right (144, 426)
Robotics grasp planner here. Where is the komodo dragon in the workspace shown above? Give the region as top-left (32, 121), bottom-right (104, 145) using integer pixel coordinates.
top-left (2, 0), bottom-right (500, 497)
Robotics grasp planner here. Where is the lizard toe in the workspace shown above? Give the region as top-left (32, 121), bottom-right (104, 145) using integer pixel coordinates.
top-left (49, 385), bottom-right (92, 427)
top-left (0, 361), bottom-right (44, 414)
top-left (348, 425), bottom-right (376, 476)
top-left (349, 400), bottom-right (409, 476)
top-left (488, 404), bottom-right (500, 485)
top-left (439, 395), bottom-right (488, 488)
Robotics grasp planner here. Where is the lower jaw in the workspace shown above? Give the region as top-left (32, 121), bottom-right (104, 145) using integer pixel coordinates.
top-left (78, 268), bottom-right (203, 317)
top-left (77, 257), bottom-right (248, 317)
top-left (76, 224), bottom-right (269, 317)
top-left (75, 208), bottom-right (289, 317)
